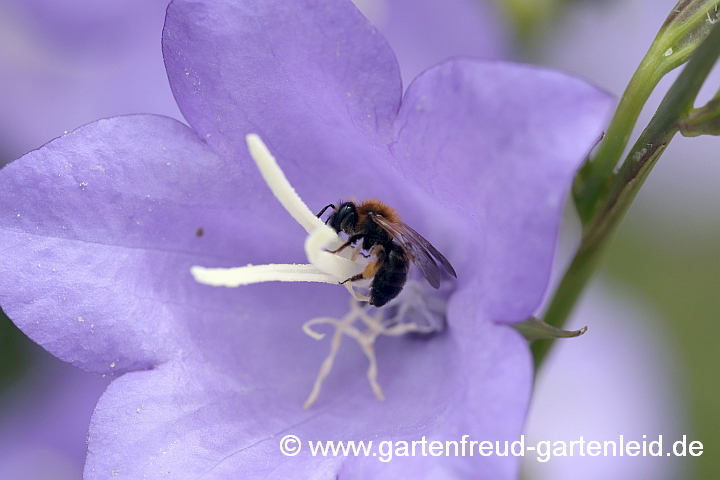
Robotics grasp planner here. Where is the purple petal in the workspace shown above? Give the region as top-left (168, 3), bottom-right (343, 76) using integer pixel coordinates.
top-left (0, 114), bottom-right (277, 373)
top-left (391, 60), bottom-right (613, 323)
top-left (163, 0), bottom-right (402, 160)
top-left (161, 0), bottom-right (431, 223)
top-left (85, 288), bottom-right (530, 479)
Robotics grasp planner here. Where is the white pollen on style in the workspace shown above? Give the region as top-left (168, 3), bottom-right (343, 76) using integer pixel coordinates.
top-left (190, 133), bottom-right (365, 296)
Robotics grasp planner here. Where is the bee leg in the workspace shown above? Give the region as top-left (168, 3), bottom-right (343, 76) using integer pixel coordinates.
top-left (327, 234), bottom-right (365, 254)
top-left (339, 273), bottom-right (364, 285)
top-left (315, 204), bottom-right (336, 218)
top-left (327, 241), bottom-right (351, 254)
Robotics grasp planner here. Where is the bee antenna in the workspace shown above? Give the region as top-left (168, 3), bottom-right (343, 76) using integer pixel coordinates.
top-left (316, 203), bottom-right (336, 219)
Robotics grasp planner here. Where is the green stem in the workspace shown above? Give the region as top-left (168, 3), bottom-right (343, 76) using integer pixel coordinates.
top-left (532, 20), bottom-right (720, 368)
top-left (574, 0), bottom-right (720, 223)
top-left (573, 55), bottom-right (663, 222)
top-left (529, 237), bottom-right (607, 365)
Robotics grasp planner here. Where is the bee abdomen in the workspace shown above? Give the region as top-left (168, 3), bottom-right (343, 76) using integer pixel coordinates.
top-left (369, 246), bottom-right (410, 307)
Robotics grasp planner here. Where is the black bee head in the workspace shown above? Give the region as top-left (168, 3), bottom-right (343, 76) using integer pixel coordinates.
top-left (328, 201), bottom-right (357, 234)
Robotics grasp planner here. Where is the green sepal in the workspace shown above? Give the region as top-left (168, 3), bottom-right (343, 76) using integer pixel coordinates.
top-left (514, 317), bottom-right (587, 342)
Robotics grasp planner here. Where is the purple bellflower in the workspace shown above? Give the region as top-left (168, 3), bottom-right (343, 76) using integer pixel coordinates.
top-left (0, 0), bottom-right (612, 478)
top-left (1, 0), bottom-right (507, 476)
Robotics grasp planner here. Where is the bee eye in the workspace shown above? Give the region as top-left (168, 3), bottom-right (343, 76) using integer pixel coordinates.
top-left (338, 204), bottom-right (353, 218)
top-left (338, 204), bottom-right (356, 230)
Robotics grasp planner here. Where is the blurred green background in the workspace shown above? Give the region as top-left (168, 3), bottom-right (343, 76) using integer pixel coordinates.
top-left (603, 220), bottom-right (720, 479)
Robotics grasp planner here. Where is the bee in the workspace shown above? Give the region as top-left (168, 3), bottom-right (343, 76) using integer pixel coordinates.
top-left (316, 199), bottom-right (457, 307)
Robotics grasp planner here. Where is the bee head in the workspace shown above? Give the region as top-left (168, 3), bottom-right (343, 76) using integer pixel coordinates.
top-left (328, 201), bottom-right (358, 234)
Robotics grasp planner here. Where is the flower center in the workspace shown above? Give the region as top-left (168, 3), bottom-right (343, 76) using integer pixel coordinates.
top-left (190, 134), bottom-right (447, 407)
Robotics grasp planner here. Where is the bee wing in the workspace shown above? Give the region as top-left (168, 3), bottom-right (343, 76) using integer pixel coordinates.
top-left (369, 213), bottom-right (457, 289)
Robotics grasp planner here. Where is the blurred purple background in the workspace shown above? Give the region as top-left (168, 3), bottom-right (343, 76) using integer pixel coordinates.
top-left (0, 0), bottom-right (179, 164)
